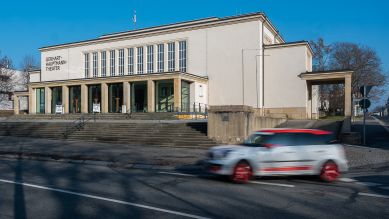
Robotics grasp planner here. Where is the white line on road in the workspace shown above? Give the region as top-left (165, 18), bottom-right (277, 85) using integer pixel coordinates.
top-left (358, 192), bottom-right (389, 199)
top-left (158, 172), bottom-right (296, 188)
top-left (338, 178), bottom-right (357, 183)
top-left (355, 182), bottom-right (382, 187)
top-left (158, 171), bottom-right (197, 177)
top-left (248, 180), bottom-right (296, 188)
top-left (0, 179), bottom-right (211, 219)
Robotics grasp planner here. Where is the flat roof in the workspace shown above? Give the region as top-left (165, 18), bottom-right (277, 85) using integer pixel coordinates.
top-left (299, 70), bottom-right (353, 83)
top-left (264, 41), bottom-right (314, 55)
top-left (39, 12), bottom-right (285, 51)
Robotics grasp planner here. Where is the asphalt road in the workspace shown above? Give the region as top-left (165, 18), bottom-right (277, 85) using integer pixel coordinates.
top-left (352, 116), bottom-right (389, 148)
top-left (0, 158), bottom-right (389, 219)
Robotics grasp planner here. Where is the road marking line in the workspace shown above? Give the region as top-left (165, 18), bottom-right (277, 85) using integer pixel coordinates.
top-left (355, 182), bottom-right (382, 187)
top-left (0, 179), bottom-right (211, 219)
top-left (158, 171), bottom-right (197, 177)
top-left (158, 172), bottom-right (296, 188)
top-left (248, 181), bottom-right (295, 188)
top-left (358, 192), bottom-right (389, 199)
top-left (338, 178), bottom-right (357, 183)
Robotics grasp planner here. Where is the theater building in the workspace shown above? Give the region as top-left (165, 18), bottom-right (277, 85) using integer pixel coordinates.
top-left (17, 12), bottom-right (352, 119)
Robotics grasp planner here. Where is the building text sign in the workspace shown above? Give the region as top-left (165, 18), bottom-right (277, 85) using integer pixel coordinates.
top-left (46, 56), bottom-right (67, 71)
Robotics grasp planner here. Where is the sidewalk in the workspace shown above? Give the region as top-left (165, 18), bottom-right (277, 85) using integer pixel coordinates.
top-left (0, 135), bottom-right (389, 172)
top-left (0, 136), bottom-right (207, 170)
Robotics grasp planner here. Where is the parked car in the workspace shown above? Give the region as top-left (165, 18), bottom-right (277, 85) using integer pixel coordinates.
top-left (206, 129), bottom-right (348, 183)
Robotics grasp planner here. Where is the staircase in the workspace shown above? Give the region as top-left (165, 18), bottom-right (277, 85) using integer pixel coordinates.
top-left (0, 121), bottom-right (217, 148)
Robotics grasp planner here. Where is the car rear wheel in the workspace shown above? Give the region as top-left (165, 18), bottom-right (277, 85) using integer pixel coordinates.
top-left (320, 161), bottom-right (339, 182)
top-left (231, 161), bottom-right (252, 183)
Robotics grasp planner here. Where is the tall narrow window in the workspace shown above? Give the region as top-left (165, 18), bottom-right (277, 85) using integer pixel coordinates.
top-left (128, 48), bottom-right (134, 75)
top-left (110, 50), bottom-right (116, 76)
top-left (118, 49), bottom-right (124, 75)
top-left (157, 44), bottom-right (164, 73)
top-left (101, 51), bottom-right (107, 77)
top-left (168, 42), bottom-right (175, 72)
top-left (179, 41), bottom-right (187, 72)
top-left (147, 45), bottom-right (154, 73)
top-left (92, 52), bottom-right (98, 77)
top-left (137, 47), bottom-right (144, 74)
top-left (84, 53), bottom-right (90, 78)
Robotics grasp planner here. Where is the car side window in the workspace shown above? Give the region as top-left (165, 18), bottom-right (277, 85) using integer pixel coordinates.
top-left (266, 133), bottom-right (295, 146)
top-left (293, 133), bottom-right (333, 146)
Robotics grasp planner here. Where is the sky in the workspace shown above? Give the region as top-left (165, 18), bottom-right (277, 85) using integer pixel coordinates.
top-left (0, 0), bottom-right (388, 104)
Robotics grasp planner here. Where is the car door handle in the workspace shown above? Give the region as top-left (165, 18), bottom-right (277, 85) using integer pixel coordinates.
top-left (315, 150), bottom-right (325, 153)
top-left (284, 151), bottom-right (295, 154)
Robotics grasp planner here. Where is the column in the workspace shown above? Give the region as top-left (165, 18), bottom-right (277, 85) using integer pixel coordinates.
top-left (101, 82), bottom-right (108, 113)
top-left (29, 87), bottom-right (36, 114)
top-left (174, 77), bottom-right (182, 111)
top-left (13, 95), bottom-right (19, 115)
top-left (123, 82), bottom-right (131, 113)
top-left (164, 43), bottom-right (168, 72)
top-left (175, 41), bottom-right (179, 72)
top-left (45, 87), bottom-right (52, 114)
top-left (81, 84), bottom-right (88, 113)
top-left (62, 85), bottom-right (69, 114)
top-left (147, 80), bottom-right (155, 112)
top-left (344, 75), bottom-right (352, 117)
top-left (306, 82), bottom-right (312, 119)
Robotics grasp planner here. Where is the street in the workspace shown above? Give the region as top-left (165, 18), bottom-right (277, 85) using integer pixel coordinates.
top-left (0, 158), bottom-right (389, 219)
top-left (352, 116), bottom-right (389, 149)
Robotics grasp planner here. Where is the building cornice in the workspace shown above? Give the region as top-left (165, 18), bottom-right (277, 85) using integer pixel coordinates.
top-left (39, 12), bottom-right (285, 52)
top-left (29, 72), bottom-right (209, 87)
top-left (264, 41), bottom-right (313, 55)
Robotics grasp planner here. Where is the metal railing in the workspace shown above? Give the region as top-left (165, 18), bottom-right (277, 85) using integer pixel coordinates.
top-left (63, 114), bottom-right (95, 139)
top-left (174, 102), bottom-right (208, 119)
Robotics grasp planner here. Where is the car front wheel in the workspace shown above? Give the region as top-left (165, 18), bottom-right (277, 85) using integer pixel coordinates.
top-left (231, 161), bottom-right (252, 183)
top-left (320, 161), bottom-right (340, 182)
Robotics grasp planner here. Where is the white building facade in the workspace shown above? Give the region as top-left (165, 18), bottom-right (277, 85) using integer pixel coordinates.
top-left (27, 12), bottom-right (315, 118)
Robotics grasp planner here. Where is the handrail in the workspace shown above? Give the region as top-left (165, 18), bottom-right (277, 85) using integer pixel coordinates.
top-left (63, 115), bottom-right (94, 139)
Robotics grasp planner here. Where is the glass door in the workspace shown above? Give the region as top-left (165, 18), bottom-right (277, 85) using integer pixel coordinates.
top-left (36, 88), bottom-right (45, 114)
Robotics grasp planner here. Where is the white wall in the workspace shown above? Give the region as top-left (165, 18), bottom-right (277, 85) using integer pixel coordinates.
top-left (207, 20), bottom-right (262, 106)
top-left (40, 19), bottom-right (264, 108)
top-left (264, 45), bottom-right (309, 108)
top-left (40, 28), bottom-right (210, 81)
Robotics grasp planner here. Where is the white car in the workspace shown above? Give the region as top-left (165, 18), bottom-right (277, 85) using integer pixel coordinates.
top-left (206, 129), bottom-right (348, 183)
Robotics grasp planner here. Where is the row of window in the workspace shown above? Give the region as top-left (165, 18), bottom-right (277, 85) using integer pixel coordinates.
top-left (84, 41), bottom-right (187, 78)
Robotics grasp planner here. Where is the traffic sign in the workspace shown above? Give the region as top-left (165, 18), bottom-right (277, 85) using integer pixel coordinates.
top-left (359, 99), bottom-right (371, 109)
top-left (359, 85), bottom-right (373, 97)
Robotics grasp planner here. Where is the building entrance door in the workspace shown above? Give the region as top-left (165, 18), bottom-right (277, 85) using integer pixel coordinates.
top-left (51, 87), bottom-right (62, 114)
top-left (131, 82), bottom-right (147, 112)
top-left (156, 80), bottom-right (174, 112)
top-left (88, 84), bottom-right (101, 113)
top-left (69, 86), bottom-right (81, 113)
top-left (36, 88), bottom-right (45, 114)
top-left (108, 83), bottom-right (123, 113)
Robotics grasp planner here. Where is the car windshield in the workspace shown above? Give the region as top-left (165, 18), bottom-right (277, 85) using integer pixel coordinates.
top-left (242, 133), bottom-right (271, 147)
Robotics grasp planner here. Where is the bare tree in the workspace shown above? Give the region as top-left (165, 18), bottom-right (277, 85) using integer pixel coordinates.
top-left (309, 38), bottom-right (332, 71)
top-left (330, 42), bottom-right (387, 101)
top-left (310, 39), bottom-right (388, 115)
top-left (309, 38), bottom-right (333, 112)
top-left (0, 53), bottom-right (15, 102)
top-left (20, 55), bottom-right (39, 89)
